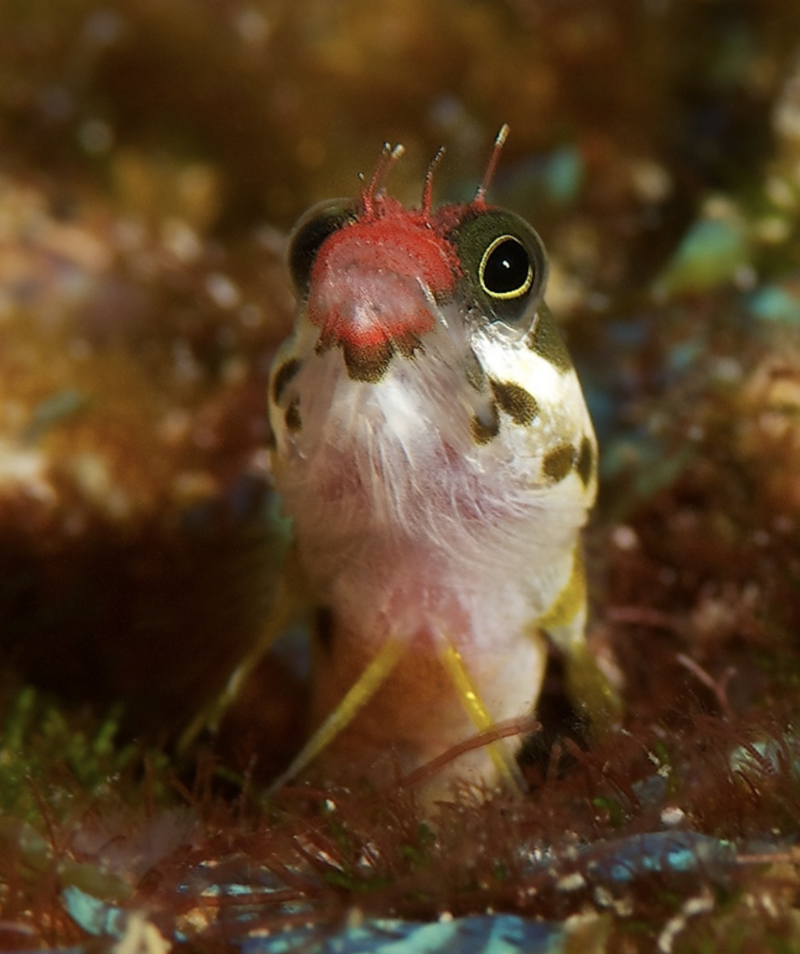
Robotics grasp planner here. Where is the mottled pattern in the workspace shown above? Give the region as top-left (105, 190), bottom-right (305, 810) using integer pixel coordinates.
top-left (284, 398), bottom-right (302, 432)
top-left (470, 405), bottom-right (500, 444)
top-left (577, 435), bottom-right (594, 486)
top-left (343, 341), bottom-right (393, 383)
top-left (490, 379), bottom-right (539, 426)
top-left (271, 357), bottom-right (301, 405)
top-left (543, 443), bottom-right (575, 481)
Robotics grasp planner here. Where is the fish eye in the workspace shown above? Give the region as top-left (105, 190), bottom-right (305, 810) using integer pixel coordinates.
top-left (451, 209), bottom-right (548, 325)
top-left (479, 235), bottom-right (532, 299)
top-left (287, 199), bottom-right (357, 295)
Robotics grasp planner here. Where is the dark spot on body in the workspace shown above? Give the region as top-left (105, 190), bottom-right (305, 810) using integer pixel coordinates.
top-left (577, 435), bottom-right (595, 486)
top-left (543, 443), bottom-right (575, 481)
top-left (490, 379), bottom-right (538, 426)
top-left (526, 303), bottom-right (572, 373)
top-left (343, 340), bottom-right (393, 382)
top-left (470, 403), bottom-right (500, 444)
top-left (271, 357), bottom-right (301, 404)
top-left (285, 398), bottom-right (302, 432)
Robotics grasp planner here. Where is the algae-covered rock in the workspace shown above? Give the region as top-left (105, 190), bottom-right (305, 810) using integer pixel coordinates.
top-left (0, 171), bottom-right (293, 732)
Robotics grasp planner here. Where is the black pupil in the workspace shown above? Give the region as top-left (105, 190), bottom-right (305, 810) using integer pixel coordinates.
top-left (483, 238), bottom-right (530, 294)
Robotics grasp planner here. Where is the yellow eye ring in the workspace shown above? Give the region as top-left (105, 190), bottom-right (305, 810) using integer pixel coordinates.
top-left (478, 234), bottom-right (533, 300)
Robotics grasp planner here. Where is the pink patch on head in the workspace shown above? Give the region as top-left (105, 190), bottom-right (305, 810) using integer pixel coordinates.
top-left (306, 204), bottom-right (459, 350)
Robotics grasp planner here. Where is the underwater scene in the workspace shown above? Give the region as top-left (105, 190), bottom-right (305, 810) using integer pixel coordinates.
top-left (2, 1), bottom-right (800, 951)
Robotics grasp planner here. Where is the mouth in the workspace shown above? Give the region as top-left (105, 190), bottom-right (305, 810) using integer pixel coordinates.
top-left (308, 268), bottom-right (446, 383)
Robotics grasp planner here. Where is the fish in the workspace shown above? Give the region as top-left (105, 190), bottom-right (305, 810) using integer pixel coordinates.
top-left (266, 127), bottom-right (618, 799)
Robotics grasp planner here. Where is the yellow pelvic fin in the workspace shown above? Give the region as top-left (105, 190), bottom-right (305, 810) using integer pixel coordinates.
top-left (564, 642), bottom-right (623, 734)
top-left (537, 545), bottom-right (622, 733)
top-left (539, 546), bottom-right (586, 635)
top-left (178, 544), bottom-right (312, 753)
top-left (439, 640), bottom-right (526, 792)
top-left (267, 634), bottom-right (406, 794)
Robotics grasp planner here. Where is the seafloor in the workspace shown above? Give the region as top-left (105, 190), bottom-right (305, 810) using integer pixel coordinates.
top-left (2, 2), bottom-right (800, 952)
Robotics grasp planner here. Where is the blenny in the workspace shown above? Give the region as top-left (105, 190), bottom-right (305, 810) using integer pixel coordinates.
top-left (267, 127), bottom-right (617, 797)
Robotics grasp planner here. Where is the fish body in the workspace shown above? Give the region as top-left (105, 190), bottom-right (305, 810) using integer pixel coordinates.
top-left (268, 136), bottom-right (611, 794)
